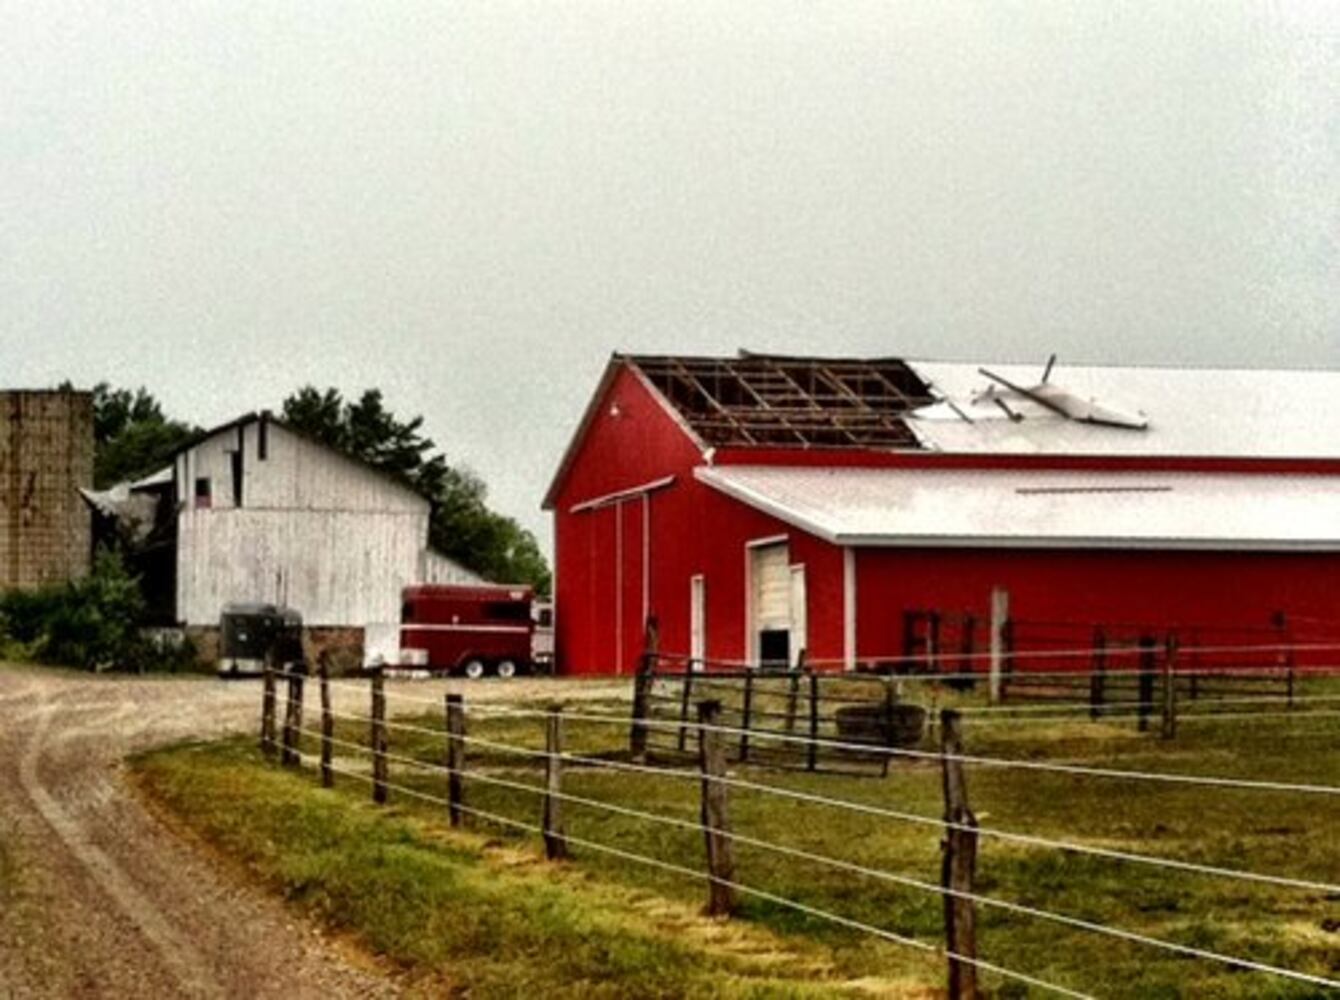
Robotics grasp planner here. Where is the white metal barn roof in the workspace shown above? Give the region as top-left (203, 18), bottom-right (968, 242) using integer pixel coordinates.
top-left (905, 361), bottom-right (1340, 460)
top-left (696, 465), bottom-right (1340, 551)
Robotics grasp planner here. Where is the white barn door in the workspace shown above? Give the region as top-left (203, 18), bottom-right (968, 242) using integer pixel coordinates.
top-left (749, 541), bottom-right (791, 666)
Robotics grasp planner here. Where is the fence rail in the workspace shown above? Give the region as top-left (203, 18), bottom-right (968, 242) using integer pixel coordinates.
top-left (257, 661), bottom-right (1340, 999)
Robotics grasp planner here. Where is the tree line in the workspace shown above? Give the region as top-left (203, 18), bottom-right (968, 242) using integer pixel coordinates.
top-left (82, 382), bottom-right (550, 594)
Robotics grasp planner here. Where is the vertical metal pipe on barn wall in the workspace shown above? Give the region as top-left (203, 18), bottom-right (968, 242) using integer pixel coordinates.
top-left (988, 588), bottom-right (1009, 704)
top-left (843, 547), bottom-right (857, 671)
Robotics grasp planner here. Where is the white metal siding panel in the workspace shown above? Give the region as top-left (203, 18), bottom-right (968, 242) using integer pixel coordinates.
top-left (751, 543), bottom-right (791, 631)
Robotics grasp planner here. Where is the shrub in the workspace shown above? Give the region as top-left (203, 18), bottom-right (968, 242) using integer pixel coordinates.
top-left (0, 548), bottom-right (195, 672)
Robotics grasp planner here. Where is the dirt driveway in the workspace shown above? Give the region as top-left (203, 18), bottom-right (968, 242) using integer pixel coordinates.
top-left (0, 664), bottom-right (628, 999)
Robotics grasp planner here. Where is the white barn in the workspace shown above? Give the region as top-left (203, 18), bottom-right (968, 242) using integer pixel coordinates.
top-left (154, 412), bottom-right (479, 663)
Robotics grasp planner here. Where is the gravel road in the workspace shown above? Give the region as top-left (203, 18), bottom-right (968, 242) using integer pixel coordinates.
top-left (0, 665), bottom-right (628, 999)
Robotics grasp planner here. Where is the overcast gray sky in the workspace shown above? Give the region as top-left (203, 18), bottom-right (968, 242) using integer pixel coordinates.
top-left (1, 2), bottom-right (1335, 554)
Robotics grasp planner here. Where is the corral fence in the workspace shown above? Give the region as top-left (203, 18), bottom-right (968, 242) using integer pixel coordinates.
top-left (255, 649), bottom-right (1340, 999)
top-left (630, 612), bottom-right (1340, 764)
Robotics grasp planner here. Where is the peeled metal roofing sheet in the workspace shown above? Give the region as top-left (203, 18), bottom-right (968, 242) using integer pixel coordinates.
top-left (696, 464), bottom-right (1340, 550)
top-left (905, 361), bottom-right (1340, 460)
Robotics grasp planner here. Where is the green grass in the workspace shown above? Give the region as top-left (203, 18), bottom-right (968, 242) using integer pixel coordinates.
top-left (131, 740), bottom-right (875, 998)
top-left (134, 684), bottom-right (1340, 999)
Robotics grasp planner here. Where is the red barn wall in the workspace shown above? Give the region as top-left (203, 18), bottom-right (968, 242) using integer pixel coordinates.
top-left (854, 546), bottom-right (1340, 663)
top-left (552, 366), bottom-right (846, 675)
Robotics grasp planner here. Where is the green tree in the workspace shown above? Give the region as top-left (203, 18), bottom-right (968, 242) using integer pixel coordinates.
top-left (282, 387), bottom-right (551, 594)
top-left (67, 382), bottom-right (198, 488)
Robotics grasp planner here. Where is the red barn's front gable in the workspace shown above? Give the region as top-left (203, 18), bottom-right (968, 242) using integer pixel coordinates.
top-left (547, 360), bottom-right (849, 674)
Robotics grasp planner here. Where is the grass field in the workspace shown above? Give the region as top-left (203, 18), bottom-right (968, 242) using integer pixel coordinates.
top-left (133, 684), bottom-right (1340, 998)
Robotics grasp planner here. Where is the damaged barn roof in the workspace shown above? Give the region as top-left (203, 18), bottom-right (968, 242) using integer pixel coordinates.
top-left (625, 352), bottom-right (1340, 460)
top-left (544, 352), bottom-right (1340, 509)
top-left (629, 352), bottom-right (935, 448)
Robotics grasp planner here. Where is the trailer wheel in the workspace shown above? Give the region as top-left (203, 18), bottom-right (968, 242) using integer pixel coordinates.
top-left (462, 658), bottom-right (487, 680)
top-left (495, 659), bottom-right (518, 680)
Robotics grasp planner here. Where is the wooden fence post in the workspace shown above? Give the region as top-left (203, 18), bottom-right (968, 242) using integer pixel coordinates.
top-left (260, 651), bottom-right (277, 757)
top-left (445, 693), bottom-right (465, 826)
top-left (988, 587), bottom-right (1009, 704)
top-left (1162, 636), bottom-right (1178, 740)
top-left (319, 653), bottom-right (333, 788)
top-left (1089, 628), bottom-right (1106, 720)
top-left (281, 660), bottom-right (304, 768)
top-left (370, 669), bottom-right (388, 804)
top-left (739, 669), bottom-right (755, 762)
top-left (940, 709), bottom-right (979, 1000)
top-left (698, 699), bottom-right (736, 917)
top-left (543, 704), bottom-right (567, 860)
top-left (629, 616), bottom-right (659, 762)
top-left (1137, 636), bottom-right (1156, 732)
top-left (807, 668), bottom-right (820, 772)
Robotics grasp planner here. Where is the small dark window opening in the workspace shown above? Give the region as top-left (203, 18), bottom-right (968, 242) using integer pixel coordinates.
top-left (194, 477), bottom-right (212, 509)
top-left (401, 601), bottom-right (414, 623)
top-left (485, 601), bottom-right (529, 622)
top-left (758, 629), bottom-right (790, 669)
top-left (230, 450), bottom-right (243, 507)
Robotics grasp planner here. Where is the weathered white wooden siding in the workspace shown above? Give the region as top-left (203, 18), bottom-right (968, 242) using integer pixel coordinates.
top-left (175, 420), bottom-right (433, 627)
top-left (419, 548), bottom-right (485, 585)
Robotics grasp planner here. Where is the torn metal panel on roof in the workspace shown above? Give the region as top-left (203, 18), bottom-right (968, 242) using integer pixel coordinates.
top-left (906, 360), bottom-right (1340, 459)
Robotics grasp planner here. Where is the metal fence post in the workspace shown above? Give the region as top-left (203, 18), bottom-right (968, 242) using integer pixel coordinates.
top-left (698, 699), bottom-right (736, 917)
top-left (807, 668), bottom-right (820, 772)
top-left (260, 651), bottom-right (277, 757)
top-left (629, 616), bottom-right (659, 762)
top-left (281, 660), bottom-right (304, 768)
top-left (1089, 628), bottom-right (1106, 720)
top-left (1138, 636), bottom-right (1156, 733)
top-left (1162, 635), bottom-right (1178, 739)
top-left (319, 653), bottom-right (333, 788)
top-left (677, 665), bottom-right (695, 753)
top-left (370, 669), bottom-right (387, 804)
top-left (543, 704), bottom-right (567, 860)
top-left (940, 709), bottom-right (979, 1000)
top-left (785, 648), bottom-right (806, 732)
top-left (446, 693), bottom-right (465, 826)
top-left (739, 669), bottom-right (755, 762)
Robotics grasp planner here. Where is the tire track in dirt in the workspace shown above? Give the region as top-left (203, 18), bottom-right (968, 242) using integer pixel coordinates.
top-left (18, 692), bottom-right (224, 999)
top-left (0, 667), bottom-right (402, 999)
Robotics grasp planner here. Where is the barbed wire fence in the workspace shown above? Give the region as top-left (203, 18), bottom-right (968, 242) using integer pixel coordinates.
top-left (254, 652), bottom-right (1340, 1000)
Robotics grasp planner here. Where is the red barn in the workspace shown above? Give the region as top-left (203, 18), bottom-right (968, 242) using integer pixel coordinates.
top-left (543, 353), bottom-right (1340, 676)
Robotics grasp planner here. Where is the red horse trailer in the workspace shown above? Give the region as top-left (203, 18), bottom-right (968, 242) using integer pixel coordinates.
top-left (399, 584), bottom-right (541, 678)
